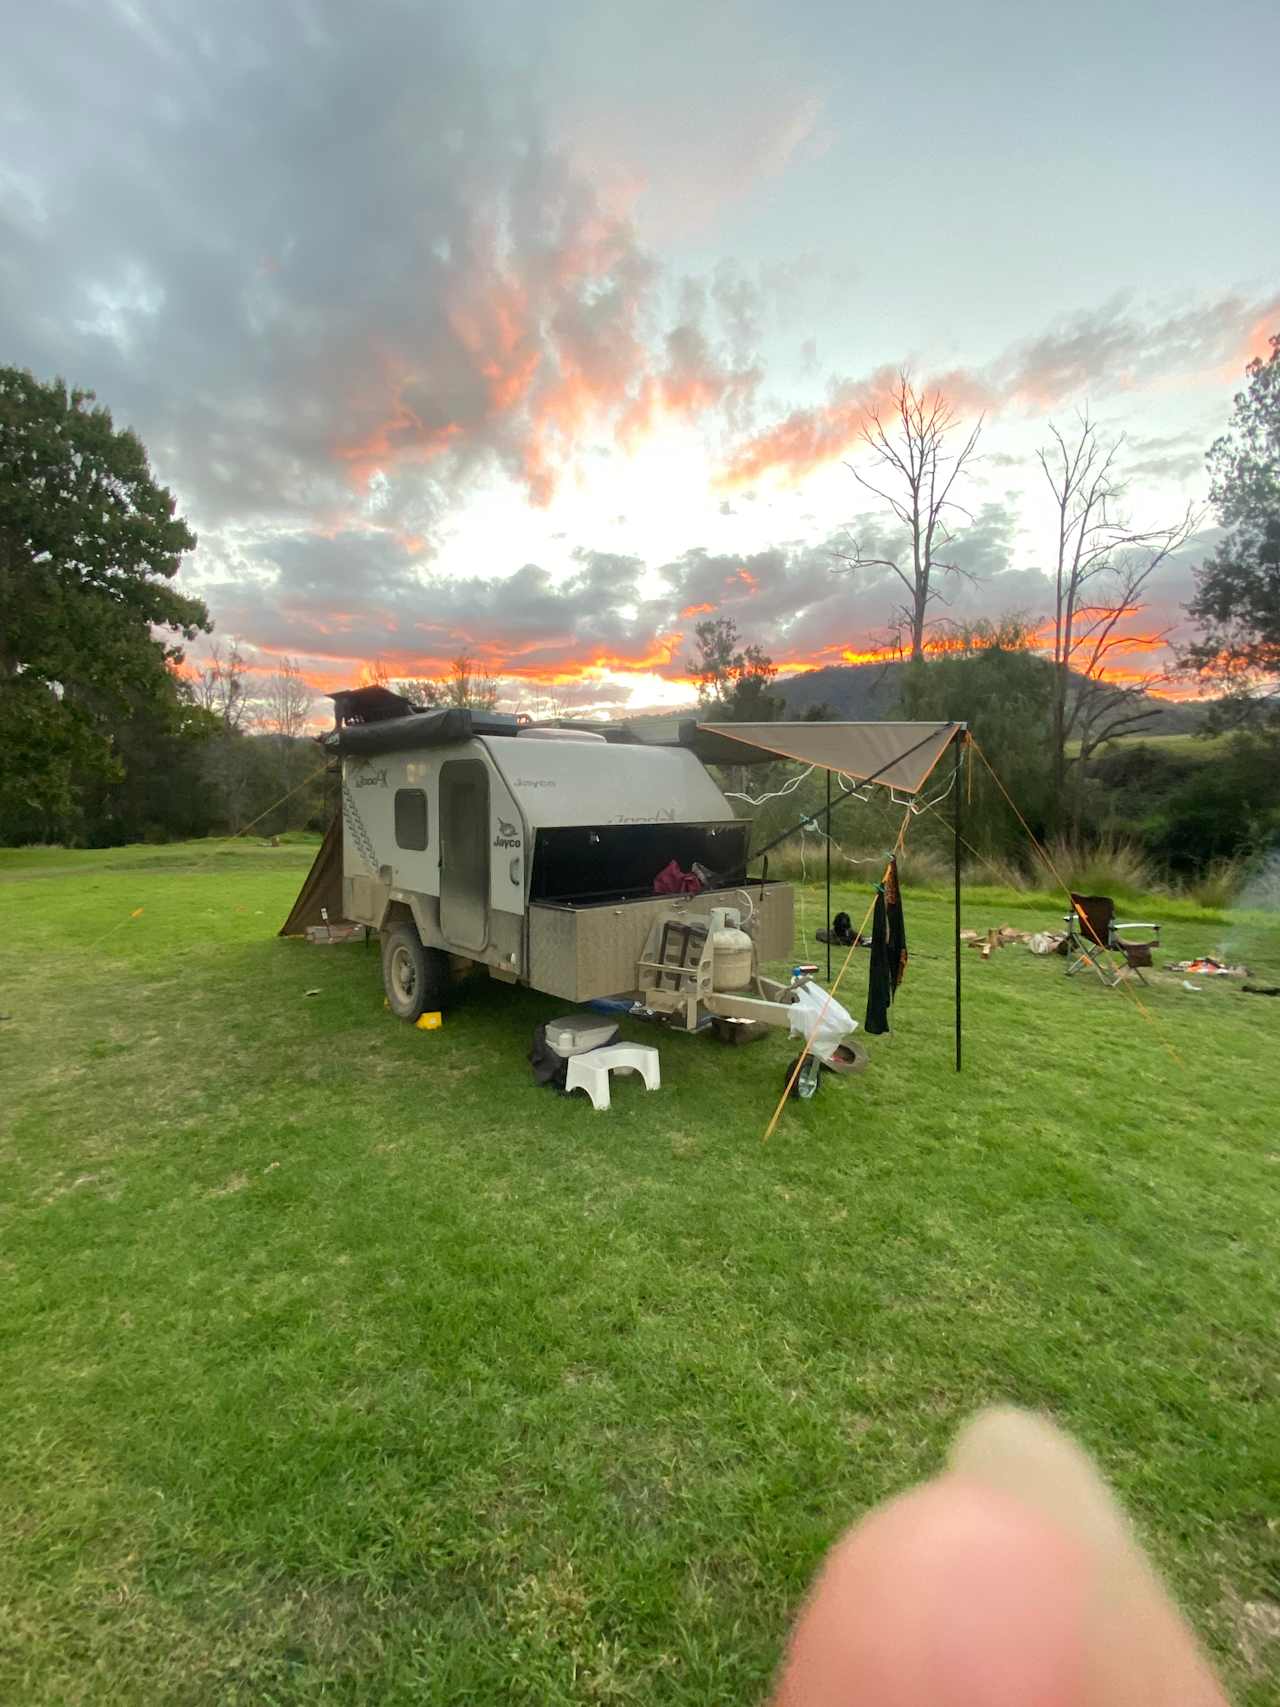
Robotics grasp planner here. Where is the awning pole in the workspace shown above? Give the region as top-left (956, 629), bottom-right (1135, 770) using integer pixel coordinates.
top-left (954, 730), bottom-right (964, 1073)
top-left (825, 768), bottom-right (832, 981)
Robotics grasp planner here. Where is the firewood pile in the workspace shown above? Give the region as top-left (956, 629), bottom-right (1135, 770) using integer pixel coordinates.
top-left (960, 925), bottom-right (1035, 960)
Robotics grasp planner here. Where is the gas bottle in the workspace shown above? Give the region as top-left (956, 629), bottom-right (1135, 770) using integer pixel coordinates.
top-left (708, 906), bottom-right (754, 991)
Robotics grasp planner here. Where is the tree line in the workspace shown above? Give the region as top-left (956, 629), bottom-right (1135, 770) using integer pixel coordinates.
top-left (1, 340), bottom-right (1276, 865)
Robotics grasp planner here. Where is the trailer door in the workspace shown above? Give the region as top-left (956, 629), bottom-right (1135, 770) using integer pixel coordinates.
top-left (439, 759), bottom-right (490, 951)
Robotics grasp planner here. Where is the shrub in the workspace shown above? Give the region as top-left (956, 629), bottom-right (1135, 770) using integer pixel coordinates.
top-left (1183, 857), bottom-right (1249, 910)
top-left (1042, 833), bottom-right (1156, 898)
top-left (755, 835), bottom-right (952, 888)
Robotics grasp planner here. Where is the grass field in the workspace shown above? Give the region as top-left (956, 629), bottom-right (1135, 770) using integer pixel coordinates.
top-left (2, 840), bottom-right (1277, 1703)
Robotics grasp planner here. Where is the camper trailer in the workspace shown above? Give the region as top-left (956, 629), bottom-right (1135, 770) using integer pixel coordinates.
top-left (317, 691), bottom-right (795, 1023)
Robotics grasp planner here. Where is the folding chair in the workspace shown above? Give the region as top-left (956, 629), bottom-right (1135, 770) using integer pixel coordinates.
top-left (1063, 893), bottom-right (1161, 987)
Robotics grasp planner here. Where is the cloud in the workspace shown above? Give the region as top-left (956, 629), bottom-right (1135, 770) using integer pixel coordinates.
top-left (189, 486), bottom-right (1216, 707)
top-left (546, 10), bottom-right (830, 243)
top-left (0, 0), bottom-right (763, 543)
top-left (993, 294), bottom-right (1279, 405)
top-left (1122, 432), bottom-right (1206, 485)
top-left (2, 2), bottom-right (1252, 711)
top-left (718, 293), bottom-right (1280, 488)
top-left (200, 531), bottom-right (685, 685)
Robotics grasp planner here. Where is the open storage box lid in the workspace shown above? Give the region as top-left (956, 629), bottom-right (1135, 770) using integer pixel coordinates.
top-left (544, 1014), bottom-right (621, 1057)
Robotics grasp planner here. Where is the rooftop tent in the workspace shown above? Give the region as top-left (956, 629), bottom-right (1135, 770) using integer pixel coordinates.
top-left (691, 720), bottom-right (961, 795)
top-left (329, 684), bottom-right (419, 725)
top-left (322, 706), bottom-right (521, 757)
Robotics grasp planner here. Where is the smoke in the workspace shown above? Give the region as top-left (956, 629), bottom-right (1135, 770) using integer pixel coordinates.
top-left (1218, 847), bottom-right (1280, 971)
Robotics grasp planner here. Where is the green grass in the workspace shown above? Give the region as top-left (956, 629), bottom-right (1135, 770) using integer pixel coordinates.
top-left (2, 842), bottom-right (1277, 1703)
top-left (1068, 731), bottom-right (1231, 756)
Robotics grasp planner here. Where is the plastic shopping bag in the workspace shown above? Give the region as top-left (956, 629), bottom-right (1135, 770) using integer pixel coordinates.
top-left (787, 980), bottom-right (856, 1064)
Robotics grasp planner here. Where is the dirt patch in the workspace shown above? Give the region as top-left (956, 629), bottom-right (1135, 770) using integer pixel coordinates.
top-left (42, 1172), bottom-right (112, 1206)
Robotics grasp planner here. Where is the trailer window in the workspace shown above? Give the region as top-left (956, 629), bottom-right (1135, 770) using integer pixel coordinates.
top-left (394, 789), bottom-right (429, 850)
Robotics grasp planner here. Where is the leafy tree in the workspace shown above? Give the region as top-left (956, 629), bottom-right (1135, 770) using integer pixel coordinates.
top-left (199, 729), bottom-right (328, 838)
top-left (1139, 734), bottom-right (1280, 874)
top-left (687, 617), bottom-right (784, 721)
top-left (0, 368), bottom-right (208, 837)
top-left (75, 692), bottom-right (222, 846)
top-left (1185, 334), bottom-right (1280, 723)
top-left (898, 617), bottom-right (1057, 860)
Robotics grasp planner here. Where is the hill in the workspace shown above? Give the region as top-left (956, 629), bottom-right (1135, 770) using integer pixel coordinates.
top-left (776, 660), bottom-right (1209, 735)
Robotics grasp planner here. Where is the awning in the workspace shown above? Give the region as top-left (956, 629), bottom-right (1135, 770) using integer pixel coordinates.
top-left (694, 720), bottom-right (962, 795)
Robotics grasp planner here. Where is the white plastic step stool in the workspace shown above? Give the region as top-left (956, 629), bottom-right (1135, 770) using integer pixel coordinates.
top-left (564, 1043), bottom-right (661, 1112)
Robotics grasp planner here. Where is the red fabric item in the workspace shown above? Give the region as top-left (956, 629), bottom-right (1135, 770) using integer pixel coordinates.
top-left (653, 859), bottom-right (703, 895)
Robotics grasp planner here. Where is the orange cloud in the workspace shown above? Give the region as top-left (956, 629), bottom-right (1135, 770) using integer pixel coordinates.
top-left (1238, 315), bottom-right (1278, 369)
top-left (716, 367), bottom-right (902, 489)
top-left (217, 615), bottom-right (1196, 712)
top-left (328, 187), bottom-right (768, 509)
top-left (335, 406), bottom-right (461, 487)
top-left (719, 297), bottom-right (1279, 490)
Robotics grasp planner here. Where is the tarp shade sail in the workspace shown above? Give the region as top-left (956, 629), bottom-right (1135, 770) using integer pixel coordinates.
top-left (695, 721), bottom-right (962, 795)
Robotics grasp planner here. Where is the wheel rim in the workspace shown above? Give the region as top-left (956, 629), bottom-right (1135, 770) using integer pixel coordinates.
top-left (391, 944), bottom-right (417, 1002)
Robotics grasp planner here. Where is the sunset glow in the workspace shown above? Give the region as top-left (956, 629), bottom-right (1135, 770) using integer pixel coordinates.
top-left (6, 2), bottom-right (1271, 728)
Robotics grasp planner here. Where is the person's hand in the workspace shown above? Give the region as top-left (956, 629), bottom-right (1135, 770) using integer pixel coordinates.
top-left (770, 1407), bottom-right (1229, 1706)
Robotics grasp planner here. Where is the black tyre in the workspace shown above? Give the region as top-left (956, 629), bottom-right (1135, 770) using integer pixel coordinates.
top-left (381, 924), bottom-right (449, 1021)
top-left (784, 1053), bottom-right (822, 1100)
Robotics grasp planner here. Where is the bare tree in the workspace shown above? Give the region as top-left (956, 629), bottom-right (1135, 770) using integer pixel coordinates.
top-left (835, 372), bottom-right (984, 661)
top-left (192, 639), bottom-right (250, 731)
top-left (1037, 413), bottom-right (1200, 815)
top-left (442, 652), bottom-right (499, 710)
top-left (355, 653), bottom-right (500, 711)
top-left (259, 656), bottom-right (314, 737)
top-left (518, 683), bottom-right (573, 722)
top-left (391, 676), bottom-right (444, 709)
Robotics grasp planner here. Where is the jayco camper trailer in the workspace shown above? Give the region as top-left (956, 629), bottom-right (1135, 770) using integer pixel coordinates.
top-left (313, 692), bottom-right (794, 1023)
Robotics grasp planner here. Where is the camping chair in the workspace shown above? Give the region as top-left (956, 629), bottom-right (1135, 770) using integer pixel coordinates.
top-left (1063, 894), bottom-right (1161, 987)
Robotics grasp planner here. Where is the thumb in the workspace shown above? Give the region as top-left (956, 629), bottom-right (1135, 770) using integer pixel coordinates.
top-left (948, 1407), bottom-right (1228, 1707)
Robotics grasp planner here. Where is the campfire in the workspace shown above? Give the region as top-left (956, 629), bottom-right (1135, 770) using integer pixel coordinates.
top-left (1167, 957), bottom-right (1249, 977)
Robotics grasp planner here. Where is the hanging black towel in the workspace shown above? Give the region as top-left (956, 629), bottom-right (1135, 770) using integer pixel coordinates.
top-left (864, 857), bottom-right (908, 1034)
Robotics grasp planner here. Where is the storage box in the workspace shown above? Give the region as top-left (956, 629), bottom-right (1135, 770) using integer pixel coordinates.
top-left (544, 1014), bottom-right (620, 1056)
top-left (527, 883), bottom-right (793, 1003)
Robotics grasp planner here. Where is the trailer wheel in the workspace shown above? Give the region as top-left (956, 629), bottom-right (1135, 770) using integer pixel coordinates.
top-left (784, 1053), bottom-right (822, 1100)
top-left (382, 925), bottom-right (448, 1021)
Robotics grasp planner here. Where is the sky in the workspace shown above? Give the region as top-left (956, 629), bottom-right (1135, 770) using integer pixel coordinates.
top-left (2, 0), bottom-right (1277, 716)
